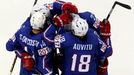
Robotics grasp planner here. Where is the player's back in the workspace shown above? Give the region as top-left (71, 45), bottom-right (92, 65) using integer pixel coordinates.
top-left (18, 28), bottom-right (54, 74)
top-left (6, 26), bottom-right (54, 74)
top-left (60, 29), bottom-right (101, 75)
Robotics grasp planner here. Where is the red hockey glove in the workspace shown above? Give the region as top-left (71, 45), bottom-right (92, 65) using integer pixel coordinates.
top-left (97, 58), bottom-right (108, 75)
top-left (53, 13), bottom-right (73, 27)
top-left (21, 52), bottom-right (35, 71)
top-left (62, 2), bottom-right (78, 14)
top-left (100, 19), bottom-right (111, 39)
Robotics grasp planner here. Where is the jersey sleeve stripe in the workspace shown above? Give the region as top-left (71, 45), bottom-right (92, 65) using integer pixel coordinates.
top-left (43, 25), bottom-right (54, 43)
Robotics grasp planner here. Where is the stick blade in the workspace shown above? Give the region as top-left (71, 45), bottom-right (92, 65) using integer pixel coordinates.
top-left (115, 1), bottom-right (131, 10)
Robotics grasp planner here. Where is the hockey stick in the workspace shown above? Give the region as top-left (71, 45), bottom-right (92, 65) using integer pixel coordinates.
top-left (9, 55), bottom-right (17, 75)
top-left (106, 1), bottom-right (131, 20)
top-left (33, 0), bottom-right (38, 6)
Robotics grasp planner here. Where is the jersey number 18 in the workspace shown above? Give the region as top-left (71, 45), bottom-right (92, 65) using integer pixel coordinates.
top-left (71, 54), bottom-right (91, 72)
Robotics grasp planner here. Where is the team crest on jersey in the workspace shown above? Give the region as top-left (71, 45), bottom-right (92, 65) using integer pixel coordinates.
top-left (54, 35), bottom-right (65, 48)
top-left (38, 47), bottom-right (51, 56)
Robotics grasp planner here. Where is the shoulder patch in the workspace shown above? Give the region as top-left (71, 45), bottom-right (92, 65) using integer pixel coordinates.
top-left (54, 35), bottom-right (65, 48)
top-left (93, 18), bottom-right (100, 29)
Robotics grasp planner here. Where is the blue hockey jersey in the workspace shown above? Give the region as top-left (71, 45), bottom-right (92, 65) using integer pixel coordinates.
top-left (6, 1), bottom-right (69, 75)
top-left (44, 11), bottom-right (101, 43)
top-left (6, 19), bottom-right (54, 75)
top-left (43, 11), bottom-right (112, 75)
top-left (54, 29), bottom-right (112, 75)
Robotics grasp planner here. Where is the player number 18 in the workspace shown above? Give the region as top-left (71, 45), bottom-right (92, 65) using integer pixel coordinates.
top-left (71, 54), bottom-right (91, 72)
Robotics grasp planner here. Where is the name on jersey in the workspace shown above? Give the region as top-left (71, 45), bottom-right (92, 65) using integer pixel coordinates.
top-left (73, 44), bottom-right (93, 51)
top-left (19, 34), bottom-right (39, 47)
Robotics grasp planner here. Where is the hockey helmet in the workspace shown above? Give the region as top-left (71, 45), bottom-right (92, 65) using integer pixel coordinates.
top-left (31, 4), bottom-right (50, 17)
top-left (71, 16), bottom-right (89, 37)
top-left (30, 11), bottom-right (46, 29)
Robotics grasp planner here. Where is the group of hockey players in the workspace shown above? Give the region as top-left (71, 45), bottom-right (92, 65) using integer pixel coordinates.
top-left (6, 0), bottom-right (113, 75)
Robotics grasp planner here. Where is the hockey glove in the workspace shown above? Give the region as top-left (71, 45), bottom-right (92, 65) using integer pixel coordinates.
top-left (62, 2), bottom-right (78, 14)
top-left (53, 13), bottom-right (73, 27)
top-left (100, 19), bottom-right (111, 39)
top-left (97, 58), bottom-right (108, 75)
top-left (21, 52), bottom-right (35, 71)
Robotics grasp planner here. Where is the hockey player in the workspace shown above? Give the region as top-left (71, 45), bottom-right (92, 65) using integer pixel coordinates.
top-left (6, 1), bottom-right (78, 75)
top-left (28, 1), bottom-right (112, 75)
top-left (6, 11), bottom-right (55, 75)
top-left (54, 16), bottom-right (113, 75)
top-left (44, 8), bottom-right (112, 75)
top-left (20, 0), bottom-right (78, 29)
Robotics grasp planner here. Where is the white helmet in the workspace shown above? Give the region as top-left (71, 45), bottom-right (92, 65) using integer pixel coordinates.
top-left (71, 17), bottom-right (89, 37)
top-left (30, 11), bottom-right (46, 29)
top-left (31, 4), bottom-right (50, 17)
top-left (64, 14), bottom-right (80, 31)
